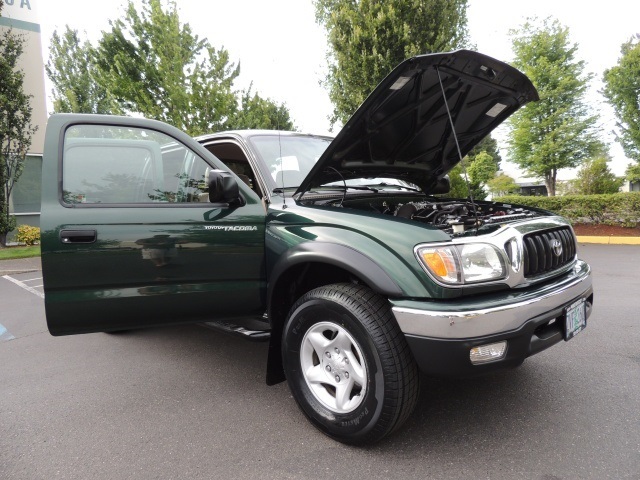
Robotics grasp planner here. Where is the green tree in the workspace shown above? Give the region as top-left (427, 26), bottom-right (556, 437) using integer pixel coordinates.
top-left (445, 164), bottom-right (470, 198)
top-left (0, 2), bottom-right (37, 246)
top-left (446, 136), bottom-right (502, 200)
top-left (467, 151), bottom-right (498, 186)
top-left (568, 156), bottom-right (623, 194)
top-left (625, 163), bottom-right (640, 183)
top-left (59, 0), bottom-right (295, 136)
top-left (507, 18), bottom-right (603, 196)
top-left (233, 84), bottom-right (295, 130)
top-left (446, 163), bottom-right (486, 200)
top-left (603, 36), bottom-right (640, 163)
top-left (93, 0), bottom-right (239, 136)
top-left (45, 27), bottom-right (112, 114)
top-left (487, 173), bottom-right (519, 197)
top-left (315, 0), bottom-right (469, 126)
top-left (446, 150), bottom-right (497, 200)
top-left (467, 135), bottom-right (502, 169)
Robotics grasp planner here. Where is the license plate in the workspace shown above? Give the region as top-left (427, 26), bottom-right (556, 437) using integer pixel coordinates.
top-left (564, 299), bottom-right (586, 341)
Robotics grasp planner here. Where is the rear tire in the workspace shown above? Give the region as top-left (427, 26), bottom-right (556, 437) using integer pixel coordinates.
top-left (282, 283), bottom-right (419, 445)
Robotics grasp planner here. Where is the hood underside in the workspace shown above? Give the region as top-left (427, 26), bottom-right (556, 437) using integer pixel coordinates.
top-left (296, 50), bottom-right (538, 195)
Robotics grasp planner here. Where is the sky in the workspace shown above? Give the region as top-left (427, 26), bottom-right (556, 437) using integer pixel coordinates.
top-left (22, 0), bottom-right (640, 178)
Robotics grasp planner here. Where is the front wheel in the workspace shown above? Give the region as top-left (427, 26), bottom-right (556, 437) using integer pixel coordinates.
top-left (282, 283), bottom-right (419, 445)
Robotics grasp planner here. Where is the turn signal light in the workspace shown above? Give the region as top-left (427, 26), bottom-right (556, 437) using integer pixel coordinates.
top-left (422, 251), bottom-right (455, 277)
top-left (418, 247), bottom-right (460, 284)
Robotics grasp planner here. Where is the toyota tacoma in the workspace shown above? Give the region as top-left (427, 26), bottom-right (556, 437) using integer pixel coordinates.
top-left (40, 50), bottom-right (593, 444)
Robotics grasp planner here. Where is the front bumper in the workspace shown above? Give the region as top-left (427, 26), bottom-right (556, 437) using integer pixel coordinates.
top-left (391, 260), bottom-right (593, 376)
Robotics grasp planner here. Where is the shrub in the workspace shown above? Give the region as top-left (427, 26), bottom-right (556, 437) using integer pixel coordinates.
top-left (495, 192), bottom-right (640, 227)
top-left (15, 225), bottom-right (41, 246)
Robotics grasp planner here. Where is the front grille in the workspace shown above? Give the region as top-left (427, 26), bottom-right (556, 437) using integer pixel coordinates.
top-left (521, 227), bottom-right (576, 277)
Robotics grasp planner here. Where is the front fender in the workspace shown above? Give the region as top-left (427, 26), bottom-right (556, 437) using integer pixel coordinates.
top-left (263, 212), bottom-right (450, 385)
top-left (267, 241), bottom-right (403, 301)
top-left (265, 237), bottom-right (416, 386)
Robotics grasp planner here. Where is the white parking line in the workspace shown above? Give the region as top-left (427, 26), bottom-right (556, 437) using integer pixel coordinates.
top-left (21, 277), bottom-right (43, 283)
top-left (2, 275), bottom-right (45, 299)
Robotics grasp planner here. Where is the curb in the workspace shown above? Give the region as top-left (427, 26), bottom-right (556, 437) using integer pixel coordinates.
top-left (0, 257), bottom-right (42, 276)
top-left (576, 236), bottom-right (640, 245)
top-left (0, 268), bottom-right (40, 276)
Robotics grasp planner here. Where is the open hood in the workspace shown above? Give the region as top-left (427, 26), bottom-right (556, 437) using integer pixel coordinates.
top-left (295, 50), bottom-right (538, 195)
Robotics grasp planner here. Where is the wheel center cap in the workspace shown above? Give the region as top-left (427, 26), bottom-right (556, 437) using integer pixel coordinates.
top-left (324, 353), bottom-right (348, 377)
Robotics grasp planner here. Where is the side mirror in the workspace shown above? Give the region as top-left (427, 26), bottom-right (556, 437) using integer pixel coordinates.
top-left (208, 170), bottom-right (243, 206)
top-left (431, 175), bottom-right (451, 195)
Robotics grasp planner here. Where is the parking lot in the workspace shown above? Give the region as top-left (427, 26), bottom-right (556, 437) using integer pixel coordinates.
top-left (1, 244), bottom-right (639, 480)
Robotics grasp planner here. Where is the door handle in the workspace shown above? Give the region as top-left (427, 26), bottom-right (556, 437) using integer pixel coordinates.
top-left (60, 229), bottom-right (97, 244)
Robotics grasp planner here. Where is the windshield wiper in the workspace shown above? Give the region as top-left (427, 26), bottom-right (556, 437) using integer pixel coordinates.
top-left (368, 182), bottom-right (421, 192)
top-left (317, 185), bottom-right (379, 193)
top-left (272, 186), bottom-right (299, 194)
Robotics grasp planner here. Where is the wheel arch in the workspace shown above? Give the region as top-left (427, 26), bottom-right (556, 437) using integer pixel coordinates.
top-left (265, 242), bottom-right (403, 385)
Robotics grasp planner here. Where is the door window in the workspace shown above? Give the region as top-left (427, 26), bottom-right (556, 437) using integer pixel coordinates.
top-left (62, 125), bottom-right (212, 205)
top-left (204, 141), bottom-right (262, 196)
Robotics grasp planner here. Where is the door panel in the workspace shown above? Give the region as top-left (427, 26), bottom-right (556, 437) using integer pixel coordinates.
top-left (42, 115), bottom-right (266, 335)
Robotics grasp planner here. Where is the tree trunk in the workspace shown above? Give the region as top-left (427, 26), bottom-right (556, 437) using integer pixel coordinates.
top-left (545, 170), bottom-right (557, 196)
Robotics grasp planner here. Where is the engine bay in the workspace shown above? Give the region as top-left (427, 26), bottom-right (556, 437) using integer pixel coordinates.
top-left (314, 194), bottom-right (545, 237)
top-left (389, 199), bottom-right (541, 235)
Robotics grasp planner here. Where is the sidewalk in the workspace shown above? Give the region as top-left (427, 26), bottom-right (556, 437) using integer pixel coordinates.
top-left (0, 256), bottom-right (42, 275)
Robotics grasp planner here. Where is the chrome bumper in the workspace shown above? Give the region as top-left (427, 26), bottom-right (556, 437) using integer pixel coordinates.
top-left (392, 260), bottom-right (592, 339)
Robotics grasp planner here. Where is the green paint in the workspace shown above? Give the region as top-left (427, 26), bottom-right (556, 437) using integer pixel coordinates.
top-left (0, 17), bottom-right (40, 33)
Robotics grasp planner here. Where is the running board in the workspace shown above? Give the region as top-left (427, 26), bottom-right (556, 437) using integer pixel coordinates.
top-left (202, 320), bottom-right (271, 342)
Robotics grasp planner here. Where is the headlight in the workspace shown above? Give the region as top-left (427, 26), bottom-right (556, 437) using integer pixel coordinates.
top-left (416, 243), bottom-right (506, 285)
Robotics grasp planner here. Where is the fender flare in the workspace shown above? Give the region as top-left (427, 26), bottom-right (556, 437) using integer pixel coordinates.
top-left (265, 242), bottom-right (403, 385)
top-left (267, 241), bottom-right (403, 302)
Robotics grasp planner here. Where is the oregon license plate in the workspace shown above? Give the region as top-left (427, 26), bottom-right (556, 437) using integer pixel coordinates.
top-left (564, 299), bottom-right (586, 341)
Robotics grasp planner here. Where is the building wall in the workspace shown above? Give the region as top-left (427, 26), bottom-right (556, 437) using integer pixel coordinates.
top-left (519, 185), bottom-right (548, 196)
top-left (10, 153), bottom-right (41, 212)
top-left (621, 180), bottom-right (640, 192)
top-left (1, 0), bottom-right (46, 239)
top-left (1, 0), bottom-right (47, 154)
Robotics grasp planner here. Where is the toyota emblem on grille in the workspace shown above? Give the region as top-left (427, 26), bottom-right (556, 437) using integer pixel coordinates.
top-left (550, 238), bottom-right (562, 257)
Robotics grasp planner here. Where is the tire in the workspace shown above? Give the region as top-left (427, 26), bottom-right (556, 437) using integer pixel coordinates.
top-left (282, 283), bottom-right (419, 445)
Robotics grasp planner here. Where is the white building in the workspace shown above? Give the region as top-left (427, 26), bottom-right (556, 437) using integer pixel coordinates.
top-left (0, 0), bottom-right (47, 235)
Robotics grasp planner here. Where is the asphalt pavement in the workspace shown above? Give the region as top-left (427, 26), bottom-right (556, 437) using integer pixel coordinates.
top-left (1, 244), bottom-right (639, 480)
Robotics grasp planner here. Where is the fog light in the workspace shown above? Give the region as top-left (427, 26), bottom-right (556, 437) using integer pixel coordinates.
top-left (470, 341), bottom-right (507, 365)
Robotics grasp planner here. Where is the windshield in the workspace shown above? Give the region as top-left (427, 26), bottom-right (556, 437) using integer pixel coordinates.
top-left (248, 134), bottom-right (420, 192)
top-left (248, 134), bottom-right (332, 189)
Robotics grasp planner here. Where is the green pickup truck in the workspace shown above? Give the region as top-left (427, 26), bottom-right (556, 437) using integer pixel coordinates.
top-left (41, 50), bottom-right (593, 444)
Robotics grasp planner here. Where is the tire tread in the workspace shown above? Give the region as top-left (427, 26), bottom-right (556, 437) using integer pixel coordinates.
top-left (289, 283), bottom-right (419, 443)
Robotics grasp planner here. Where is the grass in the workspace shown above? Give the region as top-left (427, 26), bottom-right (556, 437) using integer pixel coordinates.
top-left (0, 245), bottom-right (41, 260)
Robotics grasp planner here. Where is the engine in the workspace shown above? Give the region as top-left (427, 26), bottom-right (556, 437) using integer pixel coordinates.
top-left (313, 193), bottom-right (544, 237)
top-left (391, 200), bottom-right (540, 235)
